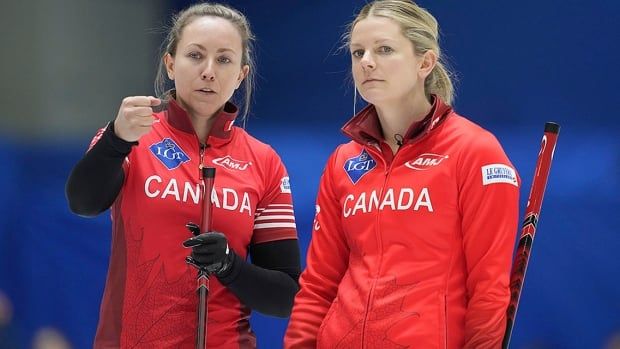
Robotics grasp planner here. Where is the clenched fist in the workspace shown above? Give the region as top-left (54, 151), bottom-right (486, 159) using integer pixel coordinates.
top-left (113, 96), bottom-right (161, 142)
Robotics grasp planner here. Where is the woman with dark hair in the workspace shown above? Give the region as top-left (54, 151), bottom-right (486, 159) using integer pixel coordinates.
top-left (66, 3), bottom-right (300, 348)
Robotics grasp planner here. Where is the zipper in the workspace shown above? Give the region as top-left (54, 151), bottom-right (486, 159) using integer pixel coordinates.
top-left (199, 143), bottom-right (206, 179)
top-left (198, 142), bottom-right (209, 229)
top-left (359, 140), bottom-right (423, 347)
top-left (360, 143), bottom-right (393, 348)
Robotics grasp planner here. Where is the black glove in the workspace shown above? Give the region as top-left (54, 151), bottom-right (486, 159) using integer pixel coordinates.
top-left (183, 224), bottom-right (235, 276)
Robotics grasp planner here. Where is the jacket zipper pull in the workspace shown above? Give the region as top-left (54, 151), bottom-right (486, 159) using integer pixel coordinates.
top-left (199, 143), bottom-right (206, 180)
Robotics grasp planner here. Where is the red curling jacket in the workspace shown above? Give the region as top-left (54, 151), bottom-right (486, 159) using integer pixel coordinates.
top-left (285, 96), bottom-right (519, 348)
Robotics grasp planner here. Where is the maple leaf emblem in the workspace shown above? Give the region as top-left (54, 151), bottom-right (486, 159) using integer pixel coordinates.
top-left (333, 278), bottom-right (420, 348)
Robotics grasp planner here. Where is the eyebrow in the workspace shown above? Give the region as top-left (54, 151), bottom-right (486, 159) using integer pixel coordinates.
top-left (187, 43), bottom-right (237, 54)
top-left (350, 38), bottom-right (396, 48)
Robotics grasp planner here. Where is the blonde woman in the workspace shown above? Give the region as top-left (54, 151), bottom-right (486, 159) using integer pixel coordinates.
top-left (286, 1), bottom-right (519, 348)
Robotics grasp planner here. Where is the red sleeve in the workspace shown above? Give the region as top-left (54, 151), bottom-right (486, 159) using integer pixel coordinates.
top-left (251, 148), bottom-right (298, 244)
top-left (457, 132), bottom-right (520, 348)
top-left (284, 149), bottom-right (349, 348)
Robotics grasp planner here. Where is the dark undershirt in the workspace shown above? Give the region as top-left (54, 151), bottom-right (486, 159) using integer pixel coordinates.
top-left (65, 122), bottom-right (301, 317)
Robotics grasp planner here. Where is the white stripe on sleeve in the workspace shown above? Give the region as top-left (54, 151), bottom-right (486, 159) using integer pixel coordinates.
top-left (254, 222), bottom-right (297, 230)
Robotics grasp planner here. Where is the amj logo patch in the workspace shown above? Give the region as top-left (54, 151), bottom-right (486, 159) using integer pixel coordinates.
top-left (344, 149), bottom-right (377, 185)
top-left (481, 164), bottom-right (518, 187)
top-left (405, 153), bottom-right (449, 170)
top-left (212, 155), bottom-right (252, 171)
top-left (149, 138), bottom-right (190, 170)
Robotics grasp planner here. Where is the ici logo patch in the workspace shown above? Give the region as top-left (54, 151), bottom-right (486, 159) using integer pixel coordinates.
top-left (344, 149), bottom-right (377, 185)
top-left (149, 138), bottom-right (191, 170)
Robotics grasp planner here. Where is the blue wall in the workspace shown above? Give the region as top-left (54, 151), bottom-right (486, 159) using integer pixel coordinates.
top-left (1, 1), bottom-right (619, 348)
